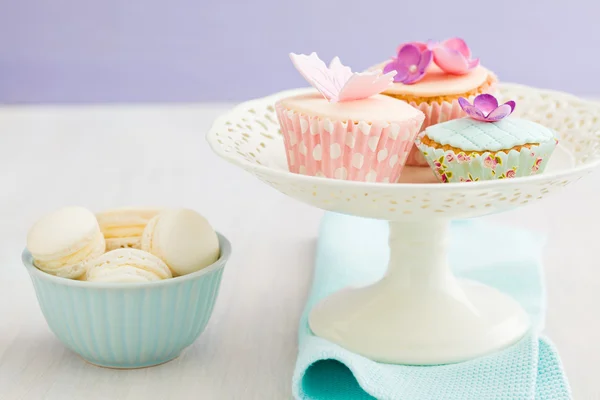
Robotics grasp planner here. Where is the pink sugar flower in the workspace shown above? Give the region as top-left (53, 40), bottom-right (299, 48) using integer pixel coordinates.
top-left (432, 38), bottom-right (479, 75)
top-left (386, 37), bottom-right (479, 85)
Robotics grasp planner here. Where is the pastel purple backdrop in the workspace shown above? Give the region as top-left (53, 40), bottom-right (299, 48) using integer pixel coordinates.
top-left (1, 0), bottom-right (598, 104)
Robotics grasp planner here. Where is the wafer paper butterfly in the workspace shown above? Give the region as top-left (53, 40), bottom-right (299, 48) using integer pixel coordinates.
top-left (290, 52), bottom-right (396, 103)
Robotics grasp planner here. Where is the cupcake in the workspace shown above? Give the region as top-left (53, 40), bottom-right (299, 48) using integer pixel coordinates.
top-left (374, 38), bottom-right (497, 167)
top-left (416, 94), bottom-right (558, 183)
top-left (275, 53), bottom-right (425, 183)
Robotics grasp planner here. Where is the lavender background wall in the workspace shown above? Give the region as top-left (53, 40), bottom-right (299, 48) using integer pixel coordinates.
top-left (0, 0), bottom-right (598, 104)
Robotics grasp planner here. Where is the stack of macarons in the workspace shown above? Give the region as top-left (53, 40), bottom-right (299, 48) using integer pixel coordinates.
top-left (96, 207), bottom-right (162, 251)
top-left (26, 206), bottom-right (221, 283)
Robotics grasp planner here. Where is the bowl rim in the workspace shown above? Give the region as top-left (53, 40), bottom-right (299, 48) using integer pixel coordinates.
top-left (22, 232), bottom-right (231, 289)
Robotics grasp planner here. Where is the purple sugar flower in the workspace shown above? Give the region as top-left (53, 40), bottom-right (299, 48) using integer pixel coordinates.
top-left (383, 44), bottom-right (433, 85)
top-left (458, 94), bottom-right (516, 122)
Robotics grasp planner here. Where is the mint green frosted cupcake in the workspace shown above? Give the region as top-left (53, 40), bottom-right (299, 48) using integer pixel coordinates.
top-left (416, 94), bottom-right (558, 183)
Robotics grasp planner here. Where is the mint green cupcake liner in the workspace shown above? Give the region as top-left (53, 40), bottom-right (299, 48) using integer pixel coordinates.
top-left (416, 139), bottom-right (558, 183)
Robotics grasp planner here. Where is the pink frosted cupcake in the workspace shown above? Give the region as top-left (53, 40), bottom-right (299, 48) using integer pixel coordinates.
top-left (275, 53), bottom-right (425, 183)
top-left (374, 38), bottom-right (498, 167)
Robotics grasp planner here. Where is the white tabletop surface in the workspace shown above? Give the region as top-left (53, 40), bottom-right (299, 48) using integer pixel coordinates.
top-left (0, 103), bottom-right (598, 400)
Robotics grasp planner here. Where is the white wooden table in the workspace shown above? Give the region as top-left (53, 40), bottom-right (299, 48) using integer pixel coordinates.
top-left (0, 104), bottom-right (598, 399)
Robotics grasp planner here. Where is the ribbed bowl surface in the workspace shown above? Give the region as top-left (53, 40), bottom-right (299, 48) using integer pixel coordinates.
top-left (23, 233), bottom-right (230, 369)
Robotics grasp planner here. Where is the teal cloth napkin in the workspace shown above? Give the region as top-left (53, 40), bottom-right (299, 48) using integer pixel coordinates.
top-left (292, 213), bottom-right (571, 400)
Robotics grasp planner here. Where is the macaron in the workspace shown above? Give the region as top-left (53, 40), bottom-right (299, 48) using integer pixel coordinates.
top-left (86, 248), bottom-right (172, 283)
top-left (27, 206), bottom-right (106, 279)
top-left (141, 209), bottom-right (220, 276)
top-left (96, 207), bottom-right (162, 251)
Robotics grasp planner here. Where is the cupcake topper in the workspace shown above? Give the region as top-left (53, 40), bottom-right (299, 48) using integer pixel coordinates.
top-left (458, 94), bottom-right (516, 122)
top-left (431, 38), bottom-right (479, 75)
top-left (290, 53), bottom-right (396, 103)
top-left (385, 38), bottom-right (479, 84)
top-left (383, 44), bottom-right (432, 84)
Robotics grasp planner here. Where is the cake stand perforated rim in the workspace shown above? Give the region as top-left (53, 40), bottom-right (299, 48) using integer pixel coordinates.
top-left (207, 83), bottom-right (600, 191)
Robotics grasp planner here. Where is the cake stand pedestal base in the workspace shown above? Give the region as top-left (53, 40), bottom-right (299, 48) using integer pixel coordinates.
top-left (308, 220), bottom-right (530, 365)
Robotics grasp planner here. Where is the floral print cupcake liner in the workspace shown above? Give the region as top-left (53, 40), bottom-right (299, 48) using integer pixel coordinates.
top-left (416, 138), bottom-right (558, 183)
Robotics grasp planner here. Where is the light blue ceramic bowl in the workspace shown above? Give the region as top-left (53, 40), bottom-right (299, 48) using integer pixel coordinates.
top-left (22, 233), bottom-right (231, 369)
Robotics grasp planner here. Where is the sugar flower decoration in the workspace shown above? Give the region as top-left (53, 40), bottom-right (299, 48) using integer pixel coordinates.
top-left (290, 53), bottom-right (396, 103)
top-left (385, 37), bottom-right (479, 84)
top-left (383, 44), bottom-right (432, 84)
top-left (458, 94), bottom-right (516, 122)
top-left (431, 38), bottom-right (479, 75)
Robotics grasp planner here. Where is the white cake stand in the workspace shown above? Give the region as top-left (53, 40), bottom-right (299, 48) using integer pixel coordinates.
top-left (207, 84), bottom-right (600, 365)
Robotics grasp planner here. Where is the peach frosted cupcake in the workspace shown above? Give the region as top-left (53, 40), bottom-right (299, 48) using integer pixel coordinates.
top-left (416, 94), bottom-right (558, 183)
top-left (374, 38), bottom-right (497, 167)
top-left (275, 53), bottom-right (424, 183)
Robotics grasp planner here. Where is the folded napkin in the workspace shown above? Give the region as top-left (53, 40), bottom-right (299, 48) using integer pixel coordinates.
top-left (292, 213), bottom-right (571, 400)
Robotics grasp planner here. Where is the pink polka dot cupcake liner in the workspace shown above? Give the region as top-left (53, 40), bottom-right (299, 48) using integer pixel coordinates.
top-left (275, 104), bottom-right (423, 183)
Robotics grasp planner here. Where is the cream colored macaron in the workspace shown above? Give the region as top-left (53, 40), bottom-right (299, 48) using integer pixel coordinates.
top-left (96, 207), bottom-right (162, 251)
top-left (27, 206), bottom-right (106, 279)
top-left (141, 209), bottom-right (220, 276)
top-left (86, 248), bottom-right (172, 283)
